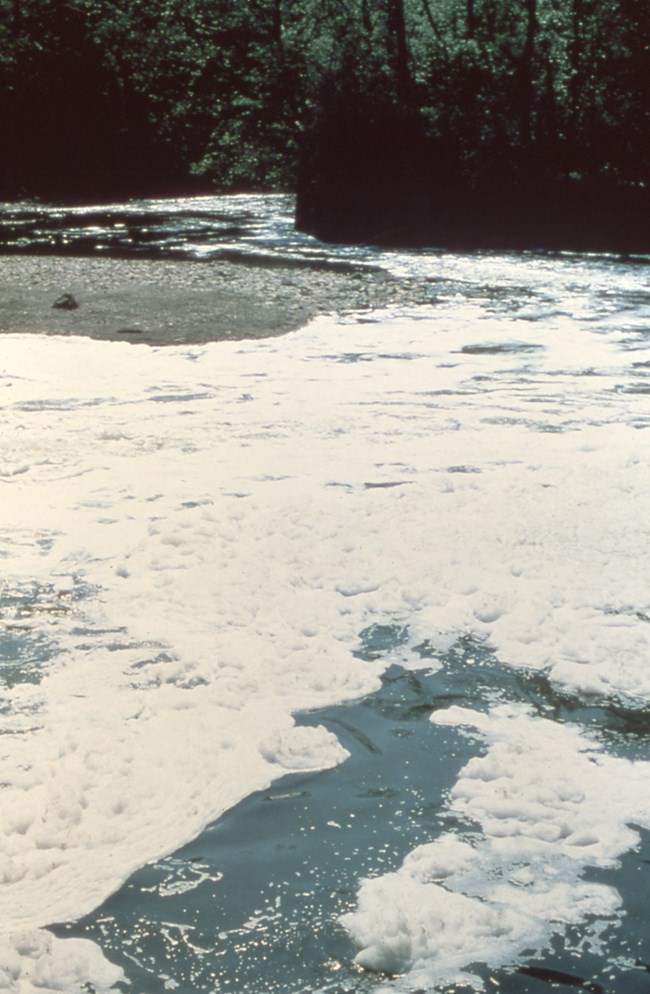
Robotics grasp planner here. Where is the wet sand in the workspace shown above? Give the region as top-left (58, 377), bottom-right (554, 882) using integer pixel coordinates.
top-left (0, 255), bottom-right (433, 346)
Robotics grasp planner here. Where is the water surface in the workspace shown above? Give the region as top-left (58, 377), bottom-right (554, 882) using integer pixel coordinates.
top-left (1, 194), bottom-right (649, 994)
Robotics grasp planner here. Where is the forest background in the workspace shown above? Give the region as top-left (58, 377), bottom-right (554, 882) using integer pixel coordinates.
top-left (0, 0), bottom-right (648, 247)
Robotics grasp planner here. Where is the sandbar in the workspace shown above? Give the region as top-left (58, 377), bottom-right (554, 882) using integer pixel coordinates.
top-left (0, 255), bottom-right (433, 346)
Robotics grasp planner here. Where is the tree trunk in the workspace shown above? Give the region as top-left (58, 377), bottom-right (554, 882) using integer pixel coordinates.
top-left (387, 0), bottom-right (412, 103)
top-left (568, 0), bottom-right (584, 157)
top-left (271, 0), bottom-right (284, 61)
top-left (361, 0), bottom-right (373, 35)
top-left (467, 0), bottom-right (476, 38)
top-left (518, 0), bottom-right (537, 151)
top-left (420, 0), bottom-right (443, 42)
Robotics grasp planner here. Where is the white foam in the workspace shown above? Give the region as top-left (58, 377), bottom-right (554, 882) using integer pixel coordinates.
top-left (0, 931), bottom-right (122, 994)
top-left (343, 705), bottom-right (650, 991)
top-left (1, 282), bottom-right (649, 988)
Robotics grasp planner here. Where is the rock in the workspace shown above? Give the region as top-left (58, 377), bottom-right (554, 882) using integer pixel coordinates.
top-left (52, 293), bottom-right (79, 310)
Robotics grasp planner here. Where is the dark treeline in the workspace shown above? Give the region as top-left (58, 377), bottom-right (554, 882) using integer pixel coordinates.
top-left (0, 0), bottom-right (316, 200)
top-left (0, 0), bottom-right (648, 249)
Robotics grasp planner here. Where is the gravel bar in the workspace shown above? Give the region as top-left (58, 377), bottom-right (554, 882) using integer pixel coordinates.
top-left (0, 255), bottom-right (434, 346)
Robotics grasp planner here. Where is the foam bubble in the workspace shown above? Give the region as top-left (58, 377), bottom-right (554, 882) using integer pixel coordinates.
top-left (0, 931), bottom-right (123, 994)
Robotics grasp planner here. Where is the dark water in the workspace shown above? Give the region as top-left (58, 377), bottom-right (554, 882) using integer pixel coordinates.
top-left (50, 628), bottom-right (650, 994)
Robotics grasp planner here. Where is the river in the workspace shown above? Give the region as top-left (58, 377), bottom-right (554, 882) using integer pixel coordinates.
top-left (1, 194), bottom-right (649, 994)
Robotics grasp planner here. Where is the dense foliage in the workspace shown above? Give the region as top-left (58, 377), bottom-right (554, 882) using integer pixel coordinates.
top-left (0, 0), bottom-right (647, 240)
top-left (295, 0), bottom-right (650, 248)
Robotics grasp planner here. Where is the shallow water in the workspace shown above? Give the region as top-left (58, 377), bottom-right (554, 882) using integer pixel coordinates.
top-left (0, 193), bottom-right (341, 266)
top-left (1, 194), bottom-right (650, 994)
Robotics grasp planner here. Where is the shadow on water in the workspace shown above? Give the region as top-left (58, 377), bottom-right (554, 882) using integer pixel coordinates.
top-left (50, 625), bottom-right (650, 994)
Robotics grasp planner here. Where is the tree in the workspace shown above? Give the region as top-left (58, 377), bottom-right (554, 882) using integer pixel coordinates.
top-left (387, 0), bottom-right (413, 100)
top-left (0, 0), bottom-right (647, 225)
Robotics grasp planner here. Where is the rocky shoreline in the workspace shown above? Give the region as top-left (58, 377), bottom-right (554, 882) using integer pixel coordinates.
top-left (0, 254), bottom-right (434, 346)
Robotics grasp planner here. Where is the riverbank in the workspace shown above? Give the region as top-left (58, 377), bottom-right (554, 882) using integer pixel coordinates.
top-left (297, 172), bottom-right (650, 254)
top-left (0, 254), bottom-right (433, 346)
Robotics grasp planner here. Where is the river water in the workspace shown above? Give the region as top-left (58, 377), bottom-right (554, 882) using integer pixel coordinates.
top-left (1, 194), bottom-right (650, 994)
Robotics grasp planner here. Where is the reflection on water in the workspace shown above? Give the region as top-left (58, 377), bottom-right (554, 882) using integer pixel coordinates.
top-left (0, 578), bottom-right (87, 688)
top-left (0, 194), bottom-right (364, 269)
